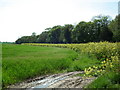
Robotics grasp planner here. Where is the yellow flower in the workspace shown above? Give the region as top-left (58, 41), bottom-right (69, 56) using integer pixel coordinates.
top-left (112, 48), bottom-right (115, 50)
top-left (110, 65), bottom-right (113, 67)
top-left (106, 58), bottom-right (109, 61)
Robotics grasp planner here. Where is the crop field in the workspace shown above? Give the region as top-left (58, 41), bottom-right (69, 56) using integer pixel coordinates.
top-left (2, 42), bottom-right (120, 88)
top-left (2, 44), bottom-right (99, 87)
top-left (23, 42), bottom-right (120, 88)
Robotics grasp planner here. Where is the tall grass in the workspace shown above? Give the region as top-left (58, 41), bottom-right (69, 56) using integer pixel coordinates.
top-left (2, 44), bottom-right (77, 87)
top-left (86, 71), bottom-right (120, 88)
top-left (2, 44), bottom-right (99, 87)
top-left (68, 53), bottom-right (100, 71)
top-left (24, 42), bottom-right (120, 88)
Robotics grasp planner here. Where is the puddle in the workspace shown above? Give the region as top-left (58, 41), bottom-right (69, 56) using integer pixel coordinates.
top-left (32, 76), bottom-right (69, 88)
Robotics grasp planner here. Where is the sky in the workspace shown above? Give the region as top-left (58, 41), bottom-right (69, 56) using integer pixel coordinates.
top-left (0, 0), bottom-right (119, 42)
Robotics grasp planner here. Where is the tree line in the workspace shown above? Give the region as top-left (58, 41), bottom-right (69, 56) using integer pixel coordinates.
top-left (15, 15), bottom-right (120, 44)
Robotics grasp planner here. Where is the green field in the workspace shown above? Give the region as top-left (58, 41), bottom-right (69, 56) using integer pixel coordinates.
top-left (3, 42), bottom-right (119, 88)
top-left (2, 44), bottom-right (99, 87)
top-left (2, 44), bottom-right (77, 86)
top-left (23, 42), bottom-right (120, 88)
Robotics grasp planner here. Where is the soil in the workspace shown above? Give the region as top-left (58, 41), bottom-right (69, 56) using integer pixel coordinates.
top-left (7, 71), bottom-right (96, 89)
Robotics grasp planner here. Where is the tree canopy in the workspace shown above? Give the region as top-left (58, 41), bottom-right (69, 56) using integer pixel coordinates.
top-left (15, 15), bottom-right (120, 44)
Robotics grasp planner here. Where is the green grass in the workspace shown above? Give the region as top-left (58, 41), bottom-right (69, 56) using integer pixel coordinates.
top-left (86, 71), bottom-right (120, 88)
top-left (67, 53), bottom-right (100, 71)
top-left (21, 43), bottom-right (120, 89)
top-left (2, 44), bottom-right (77, 87)
top-left (2, 44), bottom-right (100, 87)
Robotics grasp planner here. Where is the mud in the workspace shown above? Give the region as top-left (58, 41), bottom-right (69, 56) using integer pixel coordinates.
top-left (7, 71), bottom-right (96, 89)
top-left (48, 76), bottom-right (95, 88)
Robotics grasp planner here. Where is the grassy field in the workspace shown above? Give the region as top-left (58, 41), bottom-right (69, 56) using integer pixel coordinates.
top-left (2, 44), bottom-right (77, 86)
top-left (2, 44), bottom-right (99, 87)
top-left (86, 71), bottom-right (120, 88)
top-left (24, 42), bottom-right (120, 88)
top-left (2, 42), bottom-right (120, 88)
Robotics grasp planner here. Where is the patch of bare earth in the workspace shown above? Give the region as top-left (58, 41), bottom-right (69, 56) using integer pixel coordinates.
top-left (48, 76), bottom-right (95, 88)
top-left (7, 71), bottom-right (96, 89)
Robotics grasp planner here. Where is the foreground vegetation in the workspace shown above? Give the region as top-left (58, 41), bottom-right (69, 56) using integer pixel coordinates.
top-left (2, 44), bottom-right (99, 87)
top-left (23, 42), bottom-right (120, 88)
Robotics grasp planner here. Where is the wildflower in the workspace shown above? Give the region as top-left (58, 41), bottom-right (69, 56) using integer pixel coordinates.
top-left (110, 65), bottom-right (113, 67)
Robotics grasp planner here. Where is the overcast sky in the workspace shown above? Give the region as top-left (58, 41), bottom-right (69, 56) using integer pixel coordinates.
top-left (0, 0), bottom-right (119, 42)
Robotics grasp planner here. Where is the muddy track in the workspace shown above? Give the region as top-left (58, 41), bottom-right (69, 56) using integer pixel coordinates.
top-left (7, 71), bottom-right (96, 89)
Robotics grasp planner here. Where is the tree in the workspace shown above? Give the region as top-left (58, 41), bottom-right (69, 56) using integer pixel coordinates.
top-left (109, 15), bottom-right (120, 42)
top-left (99, 26), bottom-right (113, 41)
top-left (36, 31), bottom-right (48, 43)
top-left (48, 25), bottom-right (62, 43)
top-left (62, 24), bottom-right (73, 43)
top-left (15, 32), bottom-right (37, 44)
top-left (72, 21), bottom-right (91, 43)
top-left (15, 15), bottom-right (117, 44)
top-left (92, 15), bottom-right (113, 41)
top-left (31, 32), bottom-right (36, 36)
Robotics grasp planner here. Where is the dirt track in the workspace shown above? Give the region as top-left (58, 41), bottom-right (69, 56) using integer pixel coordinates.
top-left (7, 71), bottom-right (96, 89)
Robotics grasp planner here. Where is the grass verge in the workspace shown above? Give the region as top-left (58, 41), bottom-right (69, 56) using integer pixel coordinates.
top-left (86, 71), bottom-right (120, 88)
